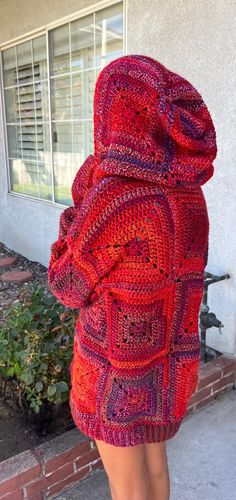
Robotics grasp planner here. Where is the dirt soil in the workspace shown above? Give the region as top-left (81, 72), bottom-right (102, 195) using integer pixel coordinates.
top-left (0, 241), bottom-right (75, 462)
top-left (0, 397), bottom-right (74, 462)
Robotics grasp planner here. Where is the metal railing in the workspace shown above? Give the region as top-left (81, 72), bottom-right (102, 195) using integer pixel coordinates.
top-left (199, 271), bottom-right (230, 362)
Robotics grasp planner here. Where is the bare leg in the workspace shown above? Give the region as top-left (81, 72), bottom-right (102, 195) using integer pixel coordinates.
top-left (144, 441), bottom-right (170, 500)
top-left (95, 438), bottom-right (149, 500)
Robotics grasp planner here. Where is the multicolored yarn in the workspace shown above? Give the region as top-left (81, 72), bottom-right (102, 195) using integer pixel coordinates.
top-left (47, 54), bottom-right (217, 447)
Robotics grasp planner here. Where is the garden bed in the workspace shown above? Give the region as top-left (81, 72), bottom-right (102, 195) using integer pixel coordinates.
top-left (0, 242), bottom-right (48, 326)
top-left (0, 241), bottom-right (77, 463)
top-left (0, 396), bottom-right (74, 463)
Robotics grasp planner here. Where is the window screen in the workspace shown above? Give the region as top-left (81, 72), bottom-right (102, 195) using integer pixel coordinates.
top-left (1, 1), bottom-right (124, 205)
top-left (2, 37), bottom-right (51, 200)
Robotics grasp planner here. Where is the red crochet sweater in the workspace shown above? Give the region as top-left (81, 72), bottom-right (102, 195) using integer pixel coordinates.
top-left (48, 55), bottom-right (217, 447)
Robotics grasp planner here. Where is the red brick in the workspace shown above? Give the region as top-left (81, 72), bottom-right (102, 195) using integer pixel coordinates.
top-left (188, 385), bottom-right (212, 407)
top-left (89, 440), bottom-right (96, 449)
top-left (190, 355), bottom-right (236, 403)
top-left (0, 270), bottom-right (33, 284)
top-left (221, 357), bottom-right (236, 376)
top-left (23, 477), bottom-right (47, 499)
top-left (197, 361), bottom-right (221, 389)
top-left (44, 441), bottom-right (90, 474)
top-left (34, 429), bottom-right (91, 474)
top-left (197, 354), bottom-right (236, 389)
top-left (185, 406), bottom-right (195, 418)
top-left (215, 386), bottom-right (234, 399)
top-left (45, 466), bottom-right (91, 498)
top-left (91, 458), bottom-right (103, 472)
top-left (26, 494), bottom-right (43, 500)
top-left (45, 462), bottom-right (74, 484)
top-left (212, 373), bottom-right (235, 393)
top-left (212, 354), bottom-right (236, 374)
top-left (0, 256), bottom-right (17, 268)
top-left (23, 463), bottom-right (74, 499)
top-left (0, 450), bottom-right (40, 497)
top-left (194, 393), bottom-right (216, 412)
top-left (0, 489), bottom-right (23, 500)
top-left (74, 448), bottom-right (100, 471)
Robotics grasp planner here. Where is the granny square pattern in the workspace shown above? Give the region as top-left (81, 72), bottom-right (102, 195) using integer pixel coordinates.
top-left (48, 54), bottom-right (217, 447)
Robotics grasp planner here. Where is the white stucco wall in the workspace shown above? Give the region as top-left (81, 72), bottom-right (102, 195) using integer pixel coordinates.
top-left (0, 0), bottom-right (235, 356)
top-left (126, 0), bottom-right (236, 356)
top-left (0, 0), bottom-right (112, 262)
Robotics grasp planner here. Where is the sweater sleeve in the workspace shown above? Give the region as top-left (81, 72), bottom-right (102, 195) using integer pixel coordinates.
top-left (71, 154), bottom-right (95, 207)
top-left (47, 179), bottom-right (125, 309)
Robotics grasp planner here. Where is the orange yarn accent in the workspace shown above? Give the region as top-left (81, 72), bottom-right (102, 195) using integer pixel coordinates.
top-left (48, 54), bottom-right (217, 447)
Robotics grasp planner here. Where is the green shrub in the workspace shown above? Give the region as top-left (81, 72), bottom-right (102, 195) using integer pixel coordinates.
top-left (0, 283), bottom-right (77, 414)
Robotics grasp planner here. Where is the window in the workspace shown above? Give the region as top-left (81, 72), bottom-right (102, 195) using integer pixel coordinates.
top-left (1, 1), bottom-right (124, 205)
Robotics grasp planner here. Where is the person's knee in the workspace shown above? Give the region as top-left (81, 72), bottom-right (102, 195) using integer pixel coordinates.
top-left (107, 467), bottom-right (149, 500)
top-left (149, 456), bottom-right (168, 475)
top-left (108, 473), bottom-right (149, 500)
top-left (96, 440), bottom-right (149, 499)
top-left (145, 443), bottom-right (169, 481)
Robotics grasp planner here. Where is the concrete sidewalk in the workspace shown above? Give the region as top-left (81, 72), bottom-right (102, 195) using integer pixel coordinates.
top-left (56, 389), bottom-right (236, 500)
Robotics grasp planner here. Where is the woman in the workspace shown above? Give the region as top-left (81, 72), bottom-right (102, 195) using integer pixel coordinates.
top-left (47, 54), bottom-right (217, 500)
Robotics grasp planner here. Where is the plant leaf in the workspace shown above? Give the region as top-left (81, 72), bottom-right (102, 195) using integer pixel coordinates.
top-left (47, 384), bottom-right (57, 396)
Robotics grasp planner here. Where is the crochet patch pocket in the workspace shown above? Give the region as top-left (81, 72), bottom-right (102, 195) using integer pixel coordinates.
top-left (70, 336), bottom-right (100, 415)
top-left (106, 283), bottom-right (175, 363)
top-left (172, 357), bottom-right (200, 419)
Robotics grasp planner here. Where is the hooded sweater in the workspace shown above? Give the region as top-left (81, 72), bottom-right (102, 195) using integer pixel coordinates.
top-left (47, 54), bottom-right (217, 447)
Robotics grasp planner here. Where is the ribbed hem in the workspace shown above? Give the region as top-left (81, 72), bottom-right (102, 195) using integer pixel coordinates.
top-left (70, 396), bottom-right (183, 447)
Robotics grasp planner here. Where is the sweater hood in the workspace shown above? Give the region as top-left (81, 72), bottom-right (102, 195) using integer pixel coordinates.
top-left (91, 54), bottom-right (217, 188)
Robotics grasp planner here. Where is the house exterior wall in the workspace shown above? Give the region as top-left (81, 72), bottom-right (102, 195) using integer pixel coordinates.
top-left (0, 0), bottom-right (235, 356)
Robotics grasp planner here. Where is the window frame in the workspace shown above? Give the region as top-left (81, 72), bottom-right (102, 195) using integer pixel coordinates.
top-left (0, 0), bottom-right (126, 208)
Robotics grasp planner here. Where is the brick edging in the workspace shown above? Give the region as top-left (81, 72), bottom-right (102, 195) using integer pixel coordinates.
top-left (0, 353), bottom-right (235, 499)
top-left (186, 352), bottom-right (236, 416)
top-left (0, 430), bottom-right (102, 500)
